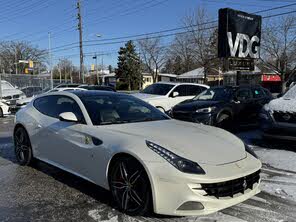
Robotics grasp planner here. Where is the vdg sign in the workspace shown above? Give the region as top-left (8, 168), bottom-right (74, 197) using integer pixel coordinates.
top-left (218, 8), bottom-right (262, 59)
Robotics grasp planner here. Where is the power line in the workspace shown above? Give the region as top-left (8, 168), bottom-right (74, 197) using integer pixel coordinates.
top-left (47, 2), bottom-right (296, 52)
top-left (33, 2), bottom-right (296, 58)
top-left (84, 0), bottom-right (169, 29)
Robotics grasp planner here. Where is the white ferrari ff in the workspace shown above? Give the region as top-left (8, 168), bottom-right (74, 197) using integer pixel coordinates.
top-left (14, 90), bottom-right (261, 216)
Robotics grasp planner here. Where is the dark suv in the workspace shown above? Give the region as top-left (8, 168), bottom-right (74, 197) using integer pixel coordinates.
top-left (171, 85), bottom-right (273, 129)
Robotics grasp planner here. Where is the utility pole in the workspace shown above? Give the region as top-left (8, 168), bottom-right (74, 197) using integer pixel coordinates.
top-left (15, 48), bottom-right (18, 74)
top-left (77, 0), bottom-right (84, 83)
top-left (48, 32), bottom-right (53, 89)
top-left (93, 54), bottom-right (98, 85)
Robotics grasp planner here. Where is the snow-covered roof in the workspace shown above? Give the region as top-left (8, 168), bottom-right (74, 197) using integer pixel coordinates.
top-left (178, 67), bottom-right (205, 79)
top-left (158, 73), bottom-right (177, 78)
top-left (142, 72), bottom-right (177, 78)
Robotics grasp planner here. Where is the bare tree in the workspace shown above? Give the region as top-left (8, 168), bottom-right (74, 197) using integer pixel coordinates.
top-left (53, 58), bottom-right (76, 82)
top-left (166, 33), bottom-right (197, 74)
top-left (261, 16), bottom-right (296, 92)
top-left (0, 41), bottom-right (47, 74)
top-left (183, 7), bottom-right (218, 83)
top-left (138, 37), bottom-right (166, 83)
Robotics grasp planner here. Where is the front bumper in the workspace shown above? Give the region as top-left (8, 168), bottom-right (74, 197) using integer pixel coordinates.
top-left (260, 113), bottom-right (296, 141)
top-left (145, 153), bottom-right (261, 216)
top-left (172, 111), bottom-right (215, 125)
top-left (0, 104), bottom-right (11, 115)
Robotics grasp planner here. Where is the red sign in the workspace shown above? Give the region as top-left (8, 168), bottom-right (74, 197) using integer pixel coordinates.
top-left (262, 74), bottom-right (281, 82)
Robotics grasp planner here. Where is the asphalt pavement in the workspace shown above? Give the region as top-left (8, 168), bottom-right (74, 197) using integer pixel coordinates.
top-left (0, 116), bottom-right (295, 222)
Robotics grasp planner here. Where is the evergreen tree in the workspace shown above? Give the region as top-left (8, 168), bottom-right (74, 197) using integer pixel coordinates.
top-left (116, 41), bottom-right (142, 90)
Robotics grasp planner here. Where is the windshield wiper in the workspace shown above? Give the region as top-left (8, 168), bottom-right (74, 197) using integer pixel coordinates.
top-left (99, 120), bottom-right (130, 125)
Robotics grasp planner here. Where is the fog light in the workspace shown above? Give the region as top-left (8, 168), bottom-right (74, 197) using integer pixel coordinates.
top-left (177, 201), bottom-right (204, 211)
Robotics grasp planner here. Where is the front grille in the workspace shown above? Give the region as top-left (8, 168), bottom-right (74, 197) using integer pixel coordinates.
top-left (201, 170), bottom-right (260, 199)
top-left (273, 111), bottom-right (296, 124)
top-left (8, 100), bottom-right (17, 105)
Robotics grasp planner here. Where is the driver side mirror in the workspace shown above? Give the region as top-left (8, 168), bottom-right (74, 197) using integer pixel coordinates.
top-left (59, 112), bottom-right (79, 123)
top-left (172, 91), bottom-right (179, 98)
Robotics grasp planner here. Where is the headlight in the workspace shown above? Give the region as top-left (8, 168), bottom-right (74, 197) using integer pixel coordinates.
top-left (260, 105), bottom-right (273, 120)
top-left (245, 144), bottom-right (258, 159)
top-left (146, 141), bottom-right (205, 174)
top-left (196, 106), bottom-right (216, 113)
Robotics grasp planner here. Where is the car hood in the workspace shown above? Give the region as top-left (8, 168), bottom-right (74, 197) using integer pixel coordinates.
top-left (132, 93), bottom-right (165, 101)
top-left (102, 119), bottom-right (246, 165)
top-left (2, 89), bottom-right (23, 97)
top-left (173, 100), bottom-right (223, 112)
top-left (266, 97), bottom-right (296, 113)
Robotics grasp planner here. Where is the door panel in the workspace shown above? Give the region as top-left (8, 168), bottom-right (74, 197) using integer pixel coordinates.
top-left (235, 88), bottom-right (253, 124)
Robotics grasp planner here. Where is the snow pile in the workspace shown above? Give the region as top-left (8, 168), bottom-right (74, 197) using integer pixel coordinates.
top-left (256, 149), bottom-right (296, 171)
top-left (256, 149), bottom-right (296, 201)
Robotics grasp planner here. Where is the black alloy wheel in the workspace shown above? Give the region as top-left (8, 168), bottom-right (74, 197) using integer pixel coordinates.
top-left (14, 127), bottom-right (33, 166)
top-left (109, 157), bottom-right (151, 215)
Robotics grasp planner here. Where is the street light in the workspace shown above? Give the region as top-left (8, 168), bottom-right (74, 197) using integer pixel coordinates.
top-left (93, 34), bottom-right (102, 84)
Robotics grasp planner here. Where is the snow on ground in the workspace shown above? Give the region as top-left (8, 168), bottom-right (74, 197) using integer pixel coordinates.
top-left (237, 130), bottom-right (296, 202)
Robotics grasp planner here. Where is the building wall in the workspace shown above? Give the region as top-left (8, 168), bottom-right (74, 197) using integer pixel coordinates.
top-left (142, 76), bottom-right (153, 89)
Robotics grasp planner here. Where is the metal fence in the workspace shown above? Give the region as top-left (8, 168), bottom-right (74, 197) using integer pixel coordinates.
top-left (0, 73), bottom-right (51, 90)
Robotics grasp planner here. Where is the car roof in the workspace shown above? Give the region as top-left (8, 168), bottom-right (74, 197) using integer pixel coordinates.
top-left (211, 85), bottom-right (264, 89)
top-left (70, 90), bottom-right (121, 98)
top-left (55, 83), bottom-right (80, 88)
top-left (153, 82), bottom-right (209, 87)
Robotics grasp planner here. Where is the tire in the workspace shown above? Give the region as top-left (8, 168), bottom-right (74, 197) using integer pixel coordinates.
top-left (216, 113), bottom-right (232, 130)
top-left (0, 107), bottom-right (3, 118)
top-left (156, 107), bottom-right (165, 113)
top-left (14, 127), bottom-right (33, 166)
top-left (109, 156), bottom-right (152, 216)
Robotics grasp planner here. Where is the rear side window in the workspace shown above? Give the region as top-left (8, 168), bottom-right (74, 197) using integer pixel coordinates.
top-left (236, 89), bottom-right (252, 100)
top-left (33, 95), bottom-right (85, 123)
top-left (253, 88), bottom-right (265, 99)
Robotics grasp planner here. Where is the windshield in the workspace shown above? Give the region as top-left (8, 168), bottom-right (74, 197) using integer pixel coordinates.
top-left (1, 81), bottom-right (15, 90)
top-left (284, 85), bottom-right (296, 99)
top-left (193, 88), bottom-right (233, 101)
top-left (141, 83), bottom-right (174, 95)
top-left (80, 94), bottom-right (169, 125)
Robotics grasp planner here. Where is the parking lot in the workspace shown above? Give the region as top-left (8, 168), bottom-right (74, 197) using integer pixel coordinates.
top-left (0, 116), bottom-right (296, 222)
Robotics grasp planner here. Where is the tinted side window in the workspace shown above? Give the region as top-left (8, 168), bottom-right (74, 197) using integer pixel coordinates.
top-left (236, 89), bottom-right (252, 100)
top-left (34, 96), bottom-right (85, 123)
top-left (187, 85), bottom-right (204, 96)
top-left (172, 85), bottom-right (188, 96)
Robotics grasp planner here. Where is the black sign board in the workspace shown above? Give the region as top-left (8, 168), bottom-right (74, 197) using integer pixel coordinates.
top-left (224, 58), bottom-right (255, 71)
top-left (218, 8), bottom-right (262, 59)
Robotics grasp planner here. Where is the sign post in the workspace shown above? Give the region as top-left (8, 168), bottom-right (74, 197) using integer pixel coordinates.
top-left (218, 8), bottom-right (262, 85)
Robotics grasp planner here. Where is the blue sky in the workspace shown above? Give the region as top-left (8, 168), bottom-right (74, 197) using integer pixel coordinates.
top-left (0, 0), bottom-right (293, 69)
